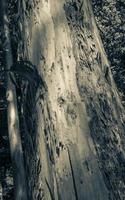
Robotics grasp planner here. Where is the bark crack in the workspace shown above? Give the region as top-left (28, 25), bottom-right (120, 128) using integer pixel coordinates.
top-left (67, 146), bottom-right (78, 200)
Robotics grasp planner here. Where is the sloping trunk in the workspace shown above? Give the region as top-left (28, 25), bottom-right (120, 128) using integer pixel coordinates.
top-left (1, 1), bottom-right (27, 199)
top-left (6, 0), bottom-right (125, 199)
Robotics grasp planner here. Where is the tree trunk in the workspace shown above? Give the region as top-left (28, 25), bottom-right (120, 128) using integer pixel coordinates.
top-left (1, 1), bottom-right (27, 199)
top-left (18, 0), bottom-right (125, 199)
top-left (2, 0), bottom-right (125, 199)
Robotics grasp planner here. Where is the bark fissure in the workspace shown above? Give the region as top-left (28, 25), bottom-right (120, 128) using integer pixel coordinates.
top-left (67, 147), bottom-right (78, 200)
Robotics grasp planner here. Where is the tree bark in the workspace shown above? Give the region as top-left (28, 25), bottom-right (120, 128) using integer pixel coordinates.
top-left (18, 0), bottom-right (125, 199)
top-left (3, 0), bottom-right (125, 199)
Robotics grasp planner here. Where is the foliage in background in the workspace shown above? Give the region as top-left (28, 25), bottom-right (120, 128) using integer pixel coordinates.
top-left (92, 0), bottom-right (125, 102)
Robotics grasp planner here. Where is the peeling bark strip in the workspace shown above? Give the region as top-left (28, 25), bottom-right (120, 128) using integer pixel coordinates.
top-left (1, 0), bottom-right (27, 199)
top-left (67, 147), bottom-right (78, 200)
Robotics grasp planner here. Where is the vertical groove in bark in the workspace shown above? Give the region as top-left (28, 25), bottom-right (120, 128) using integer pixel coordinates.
top-left (67, 147), bottom-right (78, 200)
top-left (45, 178), bottom-right (55, 200)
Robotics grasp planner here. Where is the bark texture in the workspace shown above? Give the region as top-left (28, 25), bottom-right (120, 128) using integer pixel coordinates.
top-left (20, 0), bottom-right (125, 199)
top-left (1, 0), bottom-right (125, 200)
